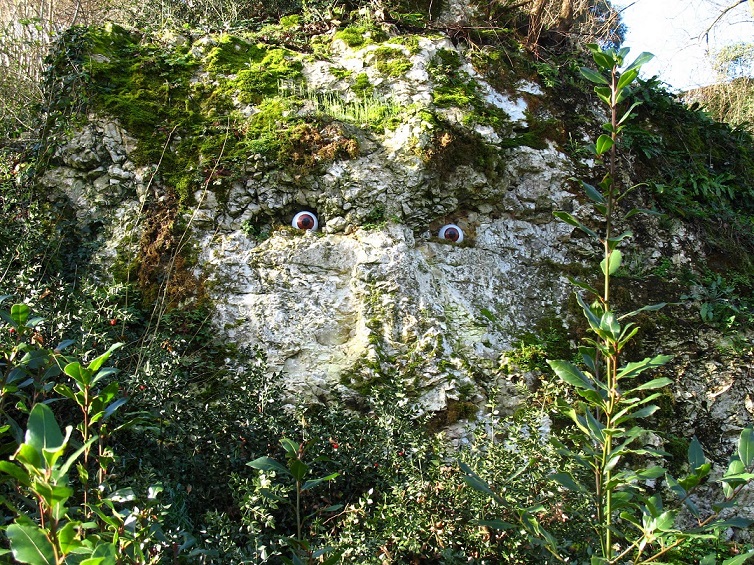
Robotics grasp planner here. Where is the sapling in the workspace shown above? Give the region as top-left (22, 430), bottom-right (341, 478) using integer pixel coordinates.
top-left (0, 301), bottom-right (167, 564)
top-left (462, 44), bottom-right (754, 564)
top-left (248, 437), bottom-right (341, 565)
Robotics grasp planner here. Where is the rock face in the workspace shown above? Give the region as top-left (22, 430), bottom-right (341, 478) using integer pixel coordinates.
top-left (37, 17), bottom-right (752, 466)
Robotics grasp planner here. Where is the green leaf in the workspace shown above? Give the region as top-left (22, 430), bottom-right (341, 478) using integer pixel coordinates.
top-left (599, 310), bottom-right (621, 340)
top-left (59, 435), bottom-right (97, 476)
top-left (54, 339), bottom-right (76, 351)
top-left (616, 68), bottom-right (639, 91)
top-left (618, 101), bottom-right (643, 125)
top-left (92, 367), bottom-right (119, 385)
top-left (459, 462), bottom-right (505, 504)
top-left (628, 377), bottom-right (673, 392)
top-left (477, 519), bottom-right (515, 530)
top-left (607, 231), bottom-right (633, 251)
top-left (64, 362), bottom-right (90, 386)
top-left (14, 443), bottom-right (43, 468)
top-left (713, 517), bottom-right (754, 530)
top-left (614, 404), bottom-right (659, 425)
top-left (6, 523), bottom-right (55, 565)
top-left (10, 304), bottom-right (30, 327)
top-left (585, 410), bottom-right (605, 442)
top-left (595, 134), bottom-right (614, 156)
top-left (580, 67), bottom-right (609, 85)
top-left (552, 211), bottom-right (598, 239)
top-left (101, 398), bottom-right (128, 421)
top-left (90, 541), bottom-right (118, 564)
top-left (689, 436), bottom-right (706, 471)
top-left (57, 521), bottom-right (79, 554)
top-left (280, 438), bottom-right (300, 457)
top-left (739, 426), bottom-right (754, 467)
top-left (302, 472), bottom-right (339, 491)
top-left (576, 293), bottom-right (602, 331)
top-left (600, 249), bottom-right (622, 276)
top-left (289, 458), bottom-right (308, 482)
top-left (595, 86), bottom-right (612, 105)
top-left (567, 277), bottom-right (600, 298)
top-left (25, 404), bottom-right (64, 463)
top-left (53, 384), bottom-right (76, 401)
top-left (247, 456), bottom-right (290, 476)
top-left (0, 460), bottom-right (31, 487)
top-left (592, 50), bottom-right (614, 71)
top-left (547, 360), bottom-right (595, 391)
top-left (575, 179), bottom-right (605, 204)
top-left (42, 425), bottom-right (73, 469)
top-left (636, 465), bottom-right (666, 480)
top-left (654, 510), bottom-right (676, 532)
top-left (87, 343), bottom-right (123, 373)
top-left (551, 472), bottom-right (586, 492)
top-left (624, 51), bottom-right (654, 73)
top-left (618, 303), bottom-right (667, 320)
top-left (617, 355), bottom-right (673, 380)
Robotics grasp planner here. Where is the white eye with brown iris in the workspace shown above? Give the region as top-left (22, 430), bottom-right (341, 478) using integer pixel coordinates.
top-left (439, 224), bottom-right (463, 243)
top-left (292, 211), bottom-right (319, 231)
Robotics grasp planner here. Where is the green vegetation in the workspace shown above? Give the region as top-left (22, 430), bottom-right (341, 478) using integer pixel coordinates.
top-left (463, 43), bottom-right (754, 564)
top-left (2, 1), bottom-right (754, 563)
top-left (333, 24), bottom-right (388, 48)
top-left (372, 46), bottom-right (413, 77)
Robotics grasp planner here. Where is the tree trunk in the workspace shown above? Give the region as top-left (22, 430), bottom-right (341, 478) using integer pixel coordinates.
top-left (557, 0), bottom-right (574, 34)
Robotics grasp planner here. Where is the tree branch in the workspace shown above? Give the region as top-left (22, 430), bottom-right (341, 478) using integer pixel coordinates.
top-left (701, 0), bottom-right (750, 44)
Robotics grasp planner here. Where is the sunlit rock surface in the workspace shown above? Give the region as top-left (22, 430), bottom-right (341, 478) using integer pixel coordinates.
top-left (37, 21), bottom-right (752, 477)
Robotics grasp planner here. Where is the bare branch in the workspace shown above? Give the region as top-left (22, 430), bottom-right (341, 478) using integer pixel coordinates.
top-left (701, 0), bottom-right (750, 43)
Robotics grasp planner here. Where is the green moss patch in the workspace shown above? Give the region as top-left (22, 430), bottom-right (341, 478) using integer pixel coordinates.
top-left (372, 46), bottom-right (413, 77)
top-left (427, 48), bottom-right (513, 133)
top-left (54, 26), bottom-right (360, 207)
top-left (333, 24), bottom-right (388, 48)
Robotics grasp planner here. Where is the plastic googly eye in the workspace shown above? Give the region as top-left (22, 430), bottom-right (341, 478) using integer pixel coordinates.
top-left (439, 224), bottom-right (463, 243)
top-left (292, 211), bottom-right (319, 231)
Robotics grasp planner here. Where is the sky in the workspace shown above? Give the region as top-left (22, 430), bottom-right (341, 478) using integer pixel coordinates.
top-left (613, 0), bottom-right (754, 90)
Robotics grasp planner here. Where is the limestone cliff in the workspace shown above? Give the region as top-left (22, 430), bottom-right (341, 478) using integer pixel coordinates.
top-left (37, 14), bottom-right (754, 458)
